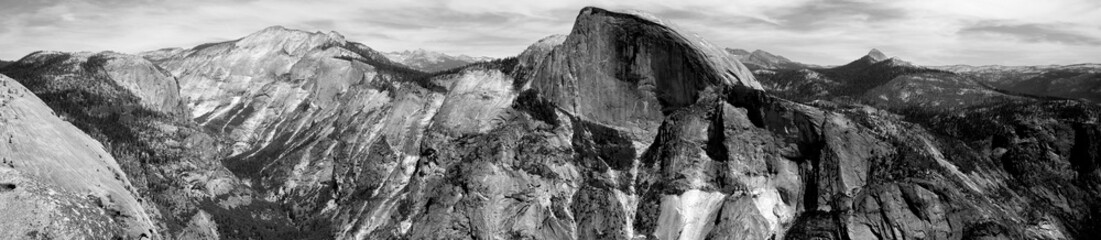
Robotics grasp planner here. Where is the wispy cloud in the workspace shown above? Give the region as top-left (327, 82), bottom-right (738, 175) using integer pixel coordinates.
top-left (960, 22), bottom-right (1101, 45)
top-left (0, 0), bottom-right (1098, 65)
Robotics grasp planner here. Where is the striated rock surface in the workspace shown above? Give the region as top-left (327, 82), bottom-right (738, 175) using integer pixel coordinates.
top-left (147, 26), bottom-right (394, 156)
top-left (0, 74), bottom-right (157, 239)
top-left (140, 24), bottom-right (530, 239)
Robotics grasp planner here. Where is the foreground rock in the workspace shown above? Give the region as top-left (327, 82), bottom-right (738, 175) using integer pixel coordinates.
top-left (1, 51), bottom-right (247, 239)
top-left (0, 74), bottom-right (157, 239)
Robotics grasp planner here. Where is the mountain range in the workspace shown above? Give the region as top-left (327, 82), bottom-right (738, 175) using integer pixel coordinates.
top-left (382, 49), bottom-right (492, 73)
top-left (727, 48), bottom-right (1101, 106)
top-left (1, 6), bottom-right (1100, 240)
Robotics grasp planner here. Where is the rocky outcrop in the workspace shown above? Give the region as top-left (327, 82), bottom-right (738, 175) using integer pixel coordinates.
top-left (148, 26), bottom-right (393, 156)
top-left (0, 74), bottom-right (157, 239)
top-left (920, 100), bottom-right (1101, 239)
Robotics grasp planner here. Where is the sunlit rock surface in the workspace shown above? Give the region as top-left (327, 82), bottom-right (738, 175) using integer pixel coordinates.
top-left (0, 74), bottom-right (157, 239)
top-left (1, 51), bottom-right (250, 239)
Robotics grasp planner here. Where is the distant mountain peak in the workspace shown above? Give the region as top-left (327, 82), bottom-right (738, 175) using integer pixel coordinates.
top-left (867, 48), bottom-right (888, 62)
top-left (840, 48), bottom-right (894, 68)
top-left (260, 25), bottom-right (289, 32)
top-left (243, 25), bottom-right (345, 42)
top-left (232, 25), bottom-right (348, 55)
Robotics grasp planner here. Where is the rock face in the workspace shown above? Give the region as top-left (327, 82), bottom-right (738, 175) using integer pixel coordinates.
top-left (3, 6), bottom-right (1100, 240)
top-left (146, 26), bottom-right (392, 156)
top-left (142, 24), bottom-right (528, 239)
top-left (383, 49), bottom-right (492, 72)
top-left (527, 7), bottom-right (761, 143)
top-left (918, 99), bottom-right (1101, 239)
top-left (0, 74), bottom-right (157, 239)
top-left (512, 34), bottom-right (567, 85)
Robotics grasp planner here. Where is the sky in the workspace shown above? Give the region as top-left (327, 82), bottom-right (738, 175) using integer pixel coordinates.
top-left (1, 0), bottom-right (1099, 66)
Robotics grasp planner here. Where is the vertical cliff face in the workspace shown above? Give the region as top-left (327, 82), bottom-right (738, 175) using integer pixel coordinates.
top-left (0, 74), bottom-right (157, 239)
top-left (527, 7), bottom-right (761, 144)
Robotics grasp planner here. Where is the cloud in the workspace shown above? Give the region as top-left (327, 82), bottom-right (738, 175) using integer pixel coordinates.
top-left (960, 22), bottom-right (1101, 45)
top-left (770, 0), bottom-right (910, 31)
top-left (0, 0), bottom-right (1098, 65)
